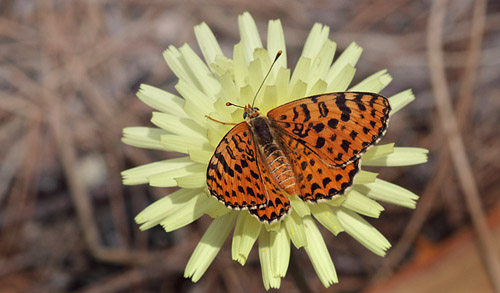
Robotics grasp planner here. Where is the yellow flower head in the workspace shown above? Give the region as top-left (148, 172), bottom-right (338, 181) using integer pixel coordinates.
top-left (122, 12), bottom-right (428, 290)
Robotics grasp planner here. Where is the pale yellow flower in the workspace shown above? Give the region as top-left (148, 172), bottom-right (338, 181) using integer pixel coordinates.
top-left (122, 12), bottom-right (427, 289)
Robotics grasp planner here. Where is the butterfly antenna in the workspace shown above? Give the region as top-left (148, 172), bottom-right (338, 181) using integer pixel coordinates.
top-left (225, 102), bottom-right (245, 109)
top-left (251, 50), bottom-right (283, 107)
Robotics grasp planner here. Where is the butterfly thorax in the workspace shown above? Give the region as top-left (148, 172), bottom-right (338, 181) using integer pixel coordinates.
top-left (245, 107), bottom-right (297, 196)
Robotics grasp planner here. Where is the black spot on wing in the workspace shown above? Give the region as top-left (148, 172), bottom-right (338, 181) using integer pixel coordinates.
top-left (335, 93), bottom-right (351, 122)
top-left (318, 101), bottom-right (328, 117)
top-left (340, 140), bottom-right (351, 153)
top-left (322, 177), bottom-right (332, 188)
top-left (315, 137), bottom-right (325, 148)
top-left (312, 123), bottom-right (324, 133)
top-left (250, 169), bottom-right (259, 179)
top-left (300, 104), bottom-right (311, 122)
top-left (328, 118), bottom-right (339, 129)
top-left (292, 107), bottom-right (299, 121)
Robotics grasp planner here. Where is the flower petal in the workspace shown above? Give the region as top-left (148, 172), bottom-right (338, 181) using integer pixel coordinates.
top-left (160, 134), bottom-right (211, 154)
top-left (389, 89), bottom-right (415, 115)
top-left (135, 188), bottom-right (201, 230)
top-left (267, 19), bottom-right (287, 69)
top-left (303, 216), bottom-right (338, 287)
top-left (238, 84), bottom-right (255, 110)
top-left (232, 212), bottom-right (262, 265)
top-left (176, 172), bottom-right (206, 188)
top-left (148, 163), bottom-right (205, 187)
top-left (327, 63), bottom-right (356, 92)
top-left (122, 127), bottom-right (166, 150)
top-left (121, 157), bottom-right (196, 185)
top-left (284, 211), bottom-right (307, 248)
top-left (151, 112), bottom-right (206, 138)
top-left (333, 207), bottom-right (391, 256)
top-left (179, 44), bottom-right (221, 97)
top-left (137, 84), bottom-right (187, 117)
top-left (270, 224), bottom-right (290, 278)
top-left (362, 143), bottom-right (394, 163)
top-left (275, 67), bottom-right (291, 105)
top-left (325, 42), bottom-right (362, 85)
top-left (289, 80), bottom-right (307, 102)
top-left (307, 39), bottom-right (336, 87)
top-left (248, 52), bottom-right (266, 93)
top-left (210, 55), bottom-right (234, 77)
top-left (238, 12), bottom-right (263, 63)
top-left (233, 42), bottom-right (249, 88)
top-left (301, 23), bottom-right (330, 59)
top-left (289, 57), bottom-right (311, 97)
top-left (310, 204), bottom-right (344, 235)
top-left (354, 178), bottom-right (419, 209)
top-left (176, 80), bottom-right (215, 126)
top-left (349, 69), bottom-right (392, 93)
top-left (260, 85), bottom-right (278, 114)
top-left (163, 46), bottom-right (198, 89)
top-left (217, 72), bottom-right (240, 107)
top-left (264, 221), bottom-right (281, 232)
top-left (353, 170), bottom-right (378, 184)
top-left (194, 22), bottom-right (224, 66)
top-left (189, 149), bottom-right (213, 165)
top-left (185, 212), bottom-right (237, 282)
top-left (160, 195), bottom-right (221, 232)
top-left (362, 147), bottom-right (429, 167)
top-left (289, 194), bottom-right (310, 217)
top-left (259, 229), bottom-right (281, 290)
top-left (205, 201), bottom-right (232, 218)
top-left (342, 189), bottom-right (384, 218)
top-left (207, 122), bottom-right (233, 148)
top-left (325, 195), bottom-right (346, 207)
top-left (307, 79), bottom-right (327, 96)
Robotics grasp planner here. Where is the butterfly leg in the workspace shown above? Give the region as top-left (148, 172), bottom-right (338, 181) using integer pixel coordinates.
top-left (205, 115), bottom-right (238, 125)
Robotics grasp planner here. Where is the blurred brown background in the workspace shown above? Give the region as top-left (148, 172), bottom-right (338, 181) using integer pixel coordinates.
top-left (1, 0), bottom-right (500, 292)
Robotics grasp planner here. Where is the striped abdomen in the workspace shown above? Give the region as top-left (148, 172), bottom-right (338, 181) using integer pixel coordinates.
top-left (249, 115), bottom-right (297, 195)
top-left (262, 143), bottom-right (296, 195)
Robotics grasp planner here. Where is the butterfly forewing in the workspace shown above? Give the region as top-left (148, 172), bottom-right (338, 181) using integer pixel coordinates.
top-left (207, 123), bottom-right (268, 209)
top-left (279, 133), bottom-right (359, 202)
top-left (268, 92), bottom-right (391, 167)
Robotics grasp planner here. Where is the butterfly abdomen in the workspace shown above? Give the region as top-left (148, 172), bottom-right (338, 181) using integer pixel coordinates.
top-left (249, 115), bottom-right (296, 195)
top-left (263, 144), bottom-right (296, 194)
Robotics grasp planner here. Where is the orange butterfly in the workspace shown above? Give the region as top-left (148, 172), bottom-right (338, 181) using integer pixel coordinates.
top-left (207, 92), bottom-right (391, 224)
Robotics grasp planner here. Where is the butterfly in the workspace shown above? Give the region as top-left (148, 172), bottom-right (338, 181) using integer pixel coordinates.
top-left (206, 92), bottom-right (391, 224)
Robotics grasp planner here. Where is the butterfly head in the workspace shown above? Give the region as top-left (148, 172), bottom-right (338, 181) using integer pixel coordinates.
top-left (243, 105), bottom-right (261, 121)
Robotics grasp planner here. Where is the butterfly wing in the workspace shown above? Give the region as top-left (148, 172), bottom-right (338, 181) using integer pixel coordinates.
top-left (279, 133), bottom-right (359, 202)
top-left (267, 92), bottom-right (390, 167)
top-left (207, 123), bottom-right (268, 209)
top-left (207, 122), bottom-right (291, 222)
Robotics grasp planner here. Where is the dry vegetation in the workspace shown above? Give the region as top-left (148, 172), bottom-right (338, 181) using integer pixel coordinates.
top-left (0, 0), bottom-right (499, 292)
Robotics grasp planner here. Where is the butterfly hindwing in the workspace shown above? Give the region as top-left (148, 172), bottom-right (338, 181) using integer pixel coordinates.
top-left (279, 133), bottom-right (359, 202)
top-left (268, 92), bottom-right (390, 167)
top-left (207, 123), bottom-right (268, 210)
